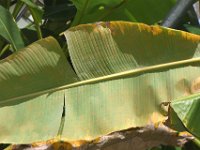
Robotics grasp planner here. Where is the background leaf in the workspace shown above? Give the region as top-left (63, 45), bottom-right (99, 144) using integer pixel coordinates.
top-left (42, 0), bottom-right (76, 35)
top-left (71, 0), bottom-right (176, 26)
top-left (43, 2), bottom-right (76, 21)
top-left (0, 5), bottom-right (24, 51)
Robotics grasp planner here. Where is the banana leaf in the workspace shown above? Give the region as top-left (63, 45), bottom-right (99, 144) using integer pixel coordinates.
top-left (0, 5), bottom-right (24, 51)
top-left (0, 37), bottom-right (77, 143)
top-left (171, 92), bottom-right (200, 139)
top-left (71, 0), bottom-right (175, 26)
top-left (61, 21), bottom-right (200, 141)
top-left (0, 21), bottom-right (200, 148)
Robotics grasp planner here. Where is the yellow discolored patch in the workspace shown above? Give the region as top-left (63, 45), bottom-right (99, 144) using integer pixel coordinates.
top-left (137, 24), bottom-right (163, 35)
top-left (51, 141), bottom-right (73, 150)
top-left (148, 112), bottom-right (167, 125)
top-left (151, 26), bottom-right (163, 35)
top-left (31, 138), bottom-right (57, 147)
top-left (178, 131), bottom-right (193, 137)
top-left (70, 139), bottom-right (88, 147)
top-left (181, 31), bottom-right (200, 42)
top-left (191, 77), bottom-right (200, 94)
top-left (93, 137), bottom-right (101, 144)
top-left (30, 138), bottom-right (89, 150)
top-left (138, 23), bottom-right (151, 32)
top-left (59, 138), bottom-right (89, 147)
top-left (176, 79), bottom-right (191, 96)
top-left (167, 30), bottom-right (176, 36)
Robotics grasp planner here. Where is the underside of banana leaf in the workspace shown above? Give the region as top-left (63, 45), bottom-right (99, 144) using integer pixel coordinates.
top-left (0, 21), bottom-right (200, 149)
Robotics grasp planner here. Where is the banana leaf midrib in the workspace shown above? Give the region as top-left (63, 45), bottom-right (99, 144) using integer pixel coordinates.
top-left (2, 57), bottom-right (200, 104)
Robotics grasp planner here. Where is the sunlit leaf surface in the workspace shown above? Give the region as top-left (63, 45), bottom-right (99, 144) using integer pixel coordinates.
top-left (0, 37), bottom-right (77, 143)
top-left (0, 21), bottom-right (200, 146)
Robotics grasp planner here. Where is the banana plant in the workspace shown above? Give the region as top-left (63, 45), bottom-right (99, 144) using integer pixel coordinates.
top-left (1, 21), bottom-right (200, 150)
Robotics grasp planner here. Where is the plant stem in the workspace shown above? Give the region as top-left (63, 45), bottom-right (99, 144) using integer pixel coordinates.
top-left (29, 9), bottom-right (43, 39)
top-left (161, 0), bottom-right (197, 28)
top-left (12, 1), bottom-right (24, 19)
top-left (24, 22), bottom-right (34, 28)
top-left (0, 44), bottom-right (10, 57)
top-left (187, 6), bottom-right (199, 26)
top-left (35, 24), bottom-right (43, 39)
top-left (193, 138), bottom-right (200, 147)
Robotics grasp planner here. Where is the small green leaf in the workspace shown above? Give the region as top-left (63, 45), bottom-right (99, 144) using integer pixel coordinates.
top-left (171, 93), bottom-right (200, 139)
top-left (0, 5), bottom-right (24, 51)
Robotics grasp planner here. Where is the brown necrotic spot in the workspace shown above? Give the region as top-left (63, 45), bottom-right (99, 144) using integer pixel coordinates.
top-left (191, 77), bottom-right (200, 94)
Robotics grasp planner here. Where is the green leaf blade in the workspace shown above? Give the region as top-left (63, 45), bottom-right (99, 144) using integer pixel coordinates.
top-left (0, 5), bottom-right (24, 51)
top-left (171, 93), bottom-right (200, 139)
top-left (71, 0), bottom-right (176, 26)
top-left (65, 21), bottom-right (200, 80)
top-left (0, 37), bottom-right (77, 143)
top-left (0, 91), bottom-right (64, 143)
top-left (60, 21), bottom-right (200, 141)
top-left (1, 21), bottom-right (200, 146)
